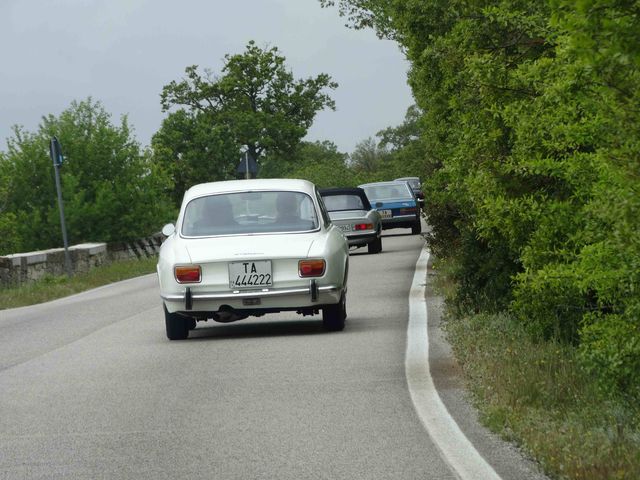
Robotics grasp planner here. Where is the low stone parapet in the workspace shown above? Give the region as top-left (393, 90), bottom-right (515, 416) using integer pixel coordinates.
top-left (0, 233), bottom-right (165, 288)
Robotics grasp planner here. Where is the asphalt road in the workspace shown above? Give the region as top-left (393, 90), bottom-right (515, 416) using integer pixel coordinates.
top-left (0, 227), bottom-right (547, 480)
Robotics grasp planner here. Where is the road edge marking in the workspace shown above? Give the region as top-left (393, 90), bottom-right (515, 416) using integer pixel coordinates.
top-left (405, 247), bottom-right (502, 480)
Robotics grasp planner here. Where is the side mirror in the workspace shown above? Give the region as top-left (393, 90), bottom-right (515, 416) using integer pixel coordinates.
top-left (162, 223), bottom-right (176, 236)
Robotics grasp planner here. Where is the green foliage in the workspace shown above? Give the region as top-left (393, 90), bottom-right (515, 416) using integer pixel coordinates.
top-left (318, 0), bottom-right (397, 39)
top-left (0, 154), bottom-right (21, 253)
top-left (580, 310), bottom-right (640, 400)
top-left (445, 310), bottom-right (640, 480)
top-left (343, 105), bottom-right (430, 185)
top-left (0, 212), bottom-right (21, 253)
top-left (151, 110), bottom-right (239, 206)
top-left (348, 137), bottom-right (390, 175)
top-left (289, 141), bottom-right (357, 187)
top-left (0, 98), bottom-right (174, 254)
top-left (376, 104), bottom-right (427, 178)
top-left (322, 0), bottom-right (640, 399)
top-left (158, 40), bottom-right (337, 200)
top-left (260, 140), bottom-right (358, 188)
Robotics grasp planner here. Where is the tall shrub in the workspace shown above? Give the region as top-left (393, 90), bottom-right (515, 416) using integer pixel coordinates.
top-left (1, 98), bottom-right (174, 253)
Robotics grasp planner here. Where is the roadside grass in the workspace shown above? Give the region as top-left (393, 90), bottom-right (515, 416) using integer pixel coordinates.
top-left (0, 257), bottom-right (158, 310)
top-left (435, 265), bottom-right (640, 480)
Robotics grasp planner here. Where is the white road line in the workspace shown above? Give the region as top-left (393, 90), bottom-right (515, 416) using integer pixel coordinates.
top-left (405, 248), bottom-right (503, 480)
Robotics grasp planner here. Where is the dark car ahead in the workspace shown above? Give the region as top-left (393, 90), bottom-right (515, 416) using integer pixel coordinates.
top-left (358, 181), bottom-right (422, 235)
top-left (395, 176), bottom-right (424, 206)
top-left (320, 187), bottom-right (382, 254)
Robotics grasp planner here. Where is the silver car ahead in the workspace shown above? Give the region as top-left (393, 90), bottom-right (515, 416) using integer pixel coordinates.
top-left (319, 187), bottom-right (383, 254)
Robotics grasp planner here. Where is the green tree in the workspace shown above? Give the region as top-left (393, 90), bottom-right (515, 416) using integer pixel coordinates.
top-left (1, 98), bottom-right (174, 254)
top-left (377, 104), bottom-right (421, 152)
top-left (348, 137), bottom-right (390, 176)
top-left (0, 152), bottom-right (21, 254)
top-left (158, 40), bottom-right (337, 198)
top-left (375, 104), bottom-right (428, 180)
top-left (151, 110), bottom-right (238, 206)
top-left (283, 140), bottom-right (356, 188)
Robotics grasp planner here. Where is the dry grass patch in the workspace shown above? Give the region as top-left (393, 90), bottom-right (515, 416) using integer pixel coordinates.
top-left (444, 311), bottom-right (640, 480)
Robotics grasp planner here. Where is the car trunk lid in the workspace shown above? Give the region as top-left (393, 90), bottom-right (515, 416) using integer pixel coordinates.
top-left (184, 233), bottom-right (317, 263)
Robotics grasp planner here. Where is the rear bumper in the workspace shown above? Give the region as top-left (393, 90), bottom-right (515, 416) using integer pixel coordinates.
top-left (161, 282), bottom-right (344, 314)
top-left (345, 231), bottom-right (378, 246)
top-left (381, 215), bottom-right (419, 229)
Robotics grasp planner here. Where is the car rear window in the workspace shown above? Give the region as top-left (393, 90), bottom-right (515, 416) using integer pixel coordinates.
top-left (322, 194), bottom-right (365, 212)
top-left (181, 191), bottom-right (319, 236)
top-left (362, 184), bottom-right (413, 202)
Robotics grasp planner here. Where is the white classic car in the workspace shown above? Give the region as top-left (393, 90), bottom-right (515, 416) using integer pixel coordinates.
top-left (157, 179), bottom-right (349, 340)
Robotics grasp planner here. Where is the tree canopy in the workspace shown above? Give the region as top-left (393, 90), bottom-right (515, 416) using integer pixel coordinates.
top-left (275, 140), bottom-right (357, 188)
top-left (157, 40), bottom-right (338, 203)
top-left (0, 98), bottom-right (174, 254)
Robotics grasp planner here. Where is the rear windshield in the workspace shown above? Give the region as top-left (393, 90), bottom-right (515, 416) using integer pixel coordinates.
top-left (322, 194), bottom-right (366, 212)
top-left (361, 184), bottom-right (413, 202)
top-left (181, 191), bottom-right (319, 236)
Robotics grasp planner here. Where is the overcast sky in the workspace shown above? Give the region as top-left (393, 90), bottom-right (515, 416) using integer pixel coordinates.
top-left (1, 0), bottom-right (413, 155)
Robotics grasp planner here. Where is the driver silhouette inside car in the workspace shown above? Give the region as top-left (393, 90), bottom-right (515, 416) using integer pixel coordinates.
top-left (275, 192), bottom-right (301, 225)
top-left (194, 195), bottom-right (237, 234)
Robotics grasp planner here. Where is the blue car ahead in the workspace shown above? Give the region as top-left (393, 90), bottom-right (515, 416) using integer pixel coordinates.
top-left (358, 181), bottom-right (422, 235)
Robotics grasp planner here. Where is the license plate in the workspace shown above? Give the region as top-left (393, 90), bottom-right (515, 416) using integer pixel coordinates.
top-left (379, 209), bottom-right (392, 219)
top-left (229, 260), bottom-right (273, 289)
top-left (337, 224), bottom-right (352, 233)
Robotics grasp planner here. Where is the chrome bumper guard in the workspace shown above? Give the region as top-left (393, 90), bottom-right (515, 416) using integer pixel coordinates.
top-left (161, 281), bottom-right (341, 310)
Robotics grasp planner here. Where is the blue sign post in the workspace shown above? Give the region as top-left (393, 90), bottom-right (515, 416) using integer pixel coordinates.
top-left (236, 151), bottom-right (258, 179)
top-left (49, 136), bottom-right (72, 277)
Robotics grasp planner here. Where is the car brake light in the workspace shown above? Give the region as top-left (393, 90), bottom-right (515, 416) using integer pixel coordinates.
top-left (299, 259), bottom-right (326, 277)
top-left (175, 265), bottom-right (201, 283)
top-left (354, 223), bottom-right (373, 231)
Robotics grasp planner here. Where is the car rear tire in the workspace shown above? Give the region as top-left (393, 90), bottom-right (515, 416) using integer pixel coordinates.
top-left (411, 219), bottom-right (422, 235)
top-left (164, 304), bottom-right (189, 340)
top-left (322, 293), bottom-right (346, 331)
top-left (368, 235), bottom-right (382, 254)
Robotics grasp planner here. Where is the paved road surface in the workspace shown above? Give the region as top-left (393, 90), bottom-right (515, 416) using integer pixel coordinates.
top-left (0, 228), bottom-right (546, 479)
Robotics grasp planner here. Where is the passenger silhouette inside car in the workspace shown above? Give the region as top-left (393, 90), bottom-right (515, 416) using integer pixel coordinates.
top-left (194, 195), bottom-right (237, 233)
top-left (275, 192), bottom-right (301, 224)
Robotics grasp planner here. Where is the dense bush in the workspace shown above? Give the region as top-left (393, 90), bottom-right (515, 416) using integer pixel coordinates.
top-left (323, 0), bottom-right (640, 399)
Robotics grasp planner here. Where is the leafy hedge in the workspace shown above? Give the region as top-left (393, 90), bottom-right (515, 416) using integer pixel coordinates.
top-left (323, 0), bottom-right (640, 399)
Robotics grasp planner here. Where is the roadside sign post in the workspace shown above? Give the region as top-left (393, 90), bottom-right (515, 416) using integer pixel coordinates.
top-left (49, 136), bottom-right (72, 277)
top-left (235, 150), bottom-right (258, 179)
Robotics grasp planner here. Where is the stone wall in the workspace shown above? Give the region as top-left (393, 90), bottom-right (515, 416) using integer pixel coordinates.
top-left (0, 234), bottom-right (164, 288)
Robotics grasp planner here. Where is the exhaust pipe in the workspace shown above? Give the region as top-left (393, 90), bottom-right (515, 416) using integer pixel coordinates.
top-left (212, 305), bottom-right (248, 323)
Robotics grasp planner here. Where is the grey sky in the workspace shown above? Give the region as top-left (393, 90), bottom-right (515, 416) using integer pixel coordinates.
top-left (1, 0), bottom-right (413, 155)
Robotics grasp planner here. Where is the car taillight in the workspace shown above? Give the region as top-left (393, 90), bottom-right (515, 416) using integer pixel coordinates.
top-left (399, 207), bottom-right (417, 215)
top-left (354, 223), bottom-right (373, 231)
top-left (299, 259), bottom-right (326, 277)
top-left (175, 265), bottom-right (201, 283)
